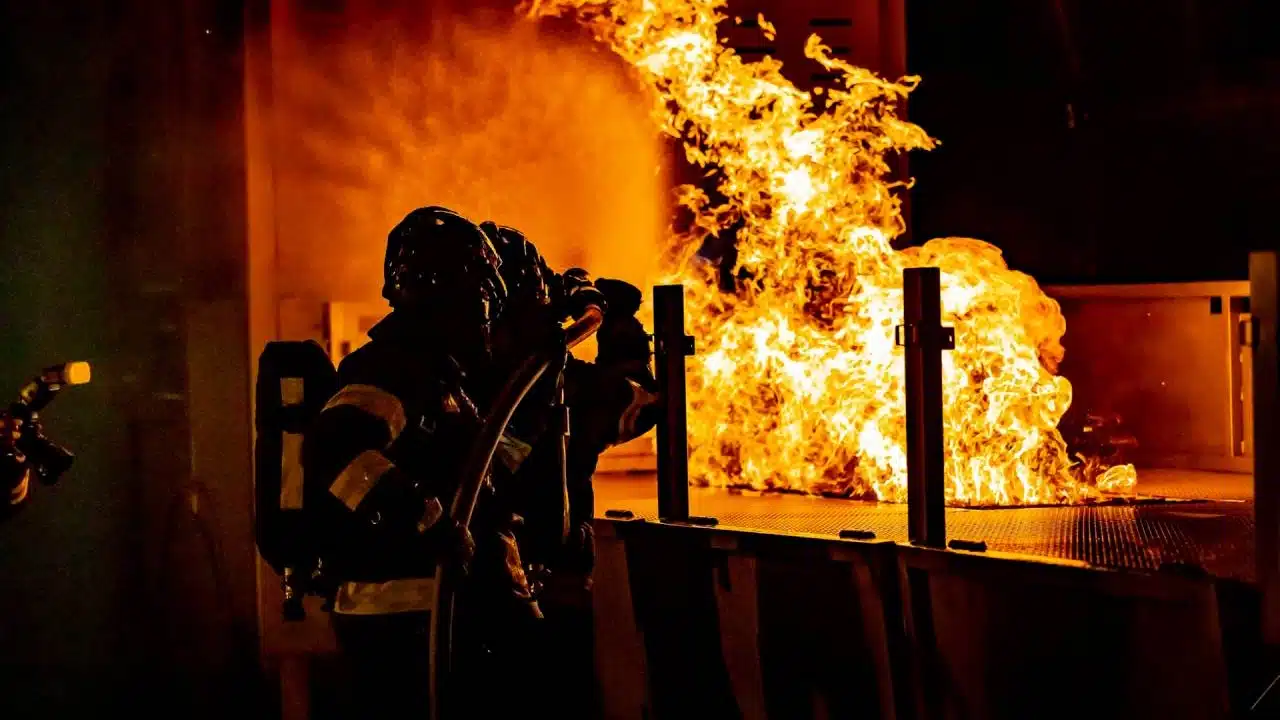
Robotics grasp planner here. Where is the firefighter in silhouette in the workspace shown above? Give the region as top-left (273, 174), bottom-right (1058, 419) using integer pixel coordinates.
top-left (303, 206), bottom-right (542, 716)
top-left (304, 205), bottom-right (660, 716)
top-left (480, 221), bottom-right (660, 717)
top-left (480, 222), bottom-right (657, 576)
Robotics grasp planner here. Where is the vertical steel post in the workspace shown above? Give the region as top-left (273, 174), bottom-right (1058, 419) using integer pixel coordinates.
top-left (1251, 252), bottom-right (1280, 644)
top-left (655, 285), bottom-right (694, 522)
top-left (898, 267), bottom-right (952, 548)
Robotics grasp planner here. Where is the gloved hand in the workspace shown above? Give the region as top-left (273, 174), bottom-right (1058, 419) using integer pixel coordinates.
top-left (563, 520), bottom-right (595, 577)
top-left (594, 278), bottom-right (642, 318)
top-left (557, 268), bottom-right (607, 320)
top-left (598, 315), bottom-right (652, 371)
top-left (428, 518), bottom-right (476, 576)
top-left (592, 278), bottom-right (654, 384)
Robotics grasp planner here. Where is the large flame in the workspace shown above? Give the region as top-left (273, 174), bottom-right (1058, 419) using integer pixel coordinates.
top-left (526, 0), bottom-right (1136, 504)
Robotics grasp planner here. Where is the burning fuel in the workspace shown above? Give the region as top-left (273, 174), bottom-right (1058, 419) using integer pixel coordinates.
top-left (526, 0), bottom-right (1137, 505)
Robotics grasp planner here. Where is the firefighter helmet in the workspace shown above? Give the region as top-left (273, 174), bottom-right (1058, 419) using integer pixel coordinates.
top-left (479, 221), bottom-right (552, 307)
top-left (479, 220), bottom-right (609, 320)
top-left (383, 206), bottom-right (508, 324)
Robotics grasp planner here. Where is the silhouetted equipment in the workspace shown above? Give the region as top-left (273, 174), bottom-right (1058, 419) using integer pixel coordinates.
top-left (654, 285), bottom-right (695, 523)
top-left (429, 302), bottom-right (604, 718)
top-left (254, 340), bottom-right (337, 621)
top-left (8, 361), bottom-right (92, 485)
top-left (897, 267), bottom-right (953, 548)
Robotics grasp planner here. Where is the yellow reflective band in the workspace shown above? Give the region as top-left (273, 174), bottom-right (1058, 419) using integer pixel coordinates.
top-left (324, 384), bottom-right (407, 444)
top-left (279, 377), bottom-right (304, 407)
top-left (495, 432), bottom-right (533, 473)
top-left (441, 392), bottom-right (460, 414)
top-left (330, 450), bottom-right (395, 511)
top-left (280, 432), bottom-right (304, 510)
top-left (8, 470), bottom-right (29, 506)
top-left (333, 578), bottom-right (438, 615)
top-left (618, 380), bottom-right (660, 444)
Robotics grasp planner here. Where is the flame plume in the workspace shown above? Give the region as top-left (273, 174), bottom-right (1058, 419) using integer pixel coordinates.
top-left (525, 0), bottom-right (1136, 504)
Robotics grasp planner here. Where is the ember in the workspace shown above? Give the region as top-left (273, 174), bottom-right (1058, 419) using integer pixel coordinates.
top-left (526, 0), bottom-right (1136, 505)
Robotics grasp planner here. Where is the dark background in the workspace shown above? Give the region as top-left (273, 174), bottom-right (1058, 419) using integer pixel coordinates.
top-left (0, 0), bottom-right (1276, 715)
top-left (1, 1), bottom-right (260, 716)
top-left (908, 0), bottom-right (1280, 284)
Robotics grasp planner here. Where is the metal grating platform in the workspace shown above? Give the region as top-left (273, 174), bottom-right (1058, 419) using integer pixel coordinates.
top-left (594, 470), bottom-right (1256, 582)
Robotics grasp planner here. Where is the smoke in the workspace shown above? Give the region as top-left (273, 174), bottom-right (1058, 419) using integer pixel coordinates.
top-left (270, 9), bottom-right (668, 302)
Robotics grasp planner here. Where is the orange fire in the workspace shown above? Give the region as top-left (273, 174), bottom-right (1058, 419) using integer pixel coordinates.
top-left (526, 0), bottom-right (1136, 504)
top-left (266, 10), bottom-right (666, 303)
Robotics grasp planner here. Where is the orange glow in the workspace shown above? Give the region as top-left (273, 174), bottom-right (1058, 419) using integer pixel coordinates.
top-left (526, 0), bottom-right (1136, 504)
top-left (61, 362), bottom-right (92, 386)
top-left (269, 10), bottom-right (668, 303)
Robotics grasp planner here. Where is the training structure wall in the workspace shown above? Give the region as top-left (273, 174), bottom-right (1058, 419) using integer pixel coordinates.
top-left (592, 518), bottom-right (1236, 720)
top-left (1048, 282), bottom-right (1252, 474)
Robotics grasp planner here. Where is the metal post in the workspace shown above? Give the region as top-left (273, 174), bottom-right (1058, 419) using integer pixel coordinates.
top-left (897, 267), bottom-right (953, 548)
top-left (1251, 252), bottom-right (1280, 645)
top-left (654, 285), bottom-right (694, 522)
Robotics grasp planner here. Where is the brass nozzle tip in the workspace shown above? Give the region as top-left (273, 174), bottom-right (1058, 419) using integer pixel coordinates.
top-left (63, 361), bottom-right (91, 385)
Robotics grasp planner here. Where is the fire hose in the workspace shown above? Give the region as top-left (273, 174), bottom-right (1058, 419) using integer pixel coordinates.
top-left (6, 362), bottom-right (92, 485)
top-left (430, 304), bottom-right (604, 719)
top-left (450, 304), bottom-right (604, 530)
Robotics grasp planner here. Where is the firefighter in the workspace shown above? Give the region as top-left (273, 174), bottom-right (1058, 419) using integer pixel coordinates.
top-left (477, 223), bottom-right (601, 570)
top-left (302, 206), bottom-right (549, 716)
top-left (479, 222), bottom-right (660, 717)
top-left (561, 275), bottom-right (661, 562)
top-left (478, 222), bottom-right (658, 578)
top-left (549, 278), bottom-right (659, 720)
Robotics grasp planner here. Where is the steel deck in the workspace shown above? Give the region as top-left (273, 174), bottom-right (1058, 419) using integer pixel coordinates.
top-left (593, 469), bottom-right (1256, 582)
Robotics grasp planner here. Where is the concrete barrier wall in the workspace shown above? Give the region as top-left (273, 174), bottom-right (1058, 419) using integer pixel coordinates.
top-left (594, 518), bottom-right (1236, 720)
